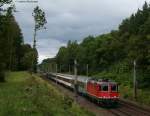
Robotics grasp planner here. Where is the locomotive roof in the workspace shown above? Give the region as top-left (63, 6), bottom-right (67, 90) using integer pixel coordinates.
top-left (88, 78), bottom-right (117, 84)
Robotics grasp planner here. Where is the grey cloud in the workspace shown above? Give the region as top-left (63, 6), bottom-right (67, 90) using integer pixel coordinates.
top-left (36, 38), bottom-right (65, 62)
top-left (13, 0), bottom-right (150, 62)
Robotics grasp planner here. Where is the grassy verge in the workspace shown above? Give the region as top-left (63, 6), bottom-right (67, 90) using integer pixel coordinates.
top-left (0, 71), bottom-right (94, 116)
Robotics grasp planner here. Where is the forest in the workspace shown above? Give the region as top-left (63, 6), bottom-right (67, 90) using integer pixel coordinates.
top-left (41, 2), bottom-right (150, 90)
top-left (0, 0), bottom-right (38, 82)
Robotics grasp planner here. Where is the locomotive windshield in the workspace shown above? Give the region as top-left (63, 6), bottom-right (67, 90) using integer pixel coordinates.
top-left (111, 84), bottom-right (118, 91)
top-left (101, 84), bottom-right (108, 91)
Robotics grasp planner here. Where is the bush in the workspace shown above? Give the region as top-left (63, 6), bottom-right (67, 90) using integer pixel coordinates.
top-left (123, 94), bottom-right (129, 99)
top-left (0, 62), bottom-right (6, 82)
top-left (0, 71), bottom-right (5, 82)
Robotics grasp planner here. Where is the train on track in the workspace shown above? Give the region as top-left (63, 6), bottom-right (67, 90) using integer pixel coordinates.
top-left (45, 73), bottom-right (119, 105)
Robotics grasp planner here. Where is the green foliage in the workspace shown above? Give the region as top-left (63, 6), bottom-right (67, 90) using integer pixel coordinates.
top-left (0, 72), bottom-right (94, 116)
top-left (0, 70), bottom-right (5, 82)
top-left (40, 2), bottom-right (150, 88)
top-left (0, 2), bottom-right (18, 81)
top-left (40, 3), bottom-right (150, 105)
top-left (20, 45), bottom-right (38, 71)
top-left (39, 3), bottom-right (150, 105)
top-left (0, 0), bottom-right (12, 7)
top-left (39, 58), bottom-right (56, 72)
top-left (0, 2), bottom-right (38, 81)
top-left (32, 6), bottom-right (47, 31)
top-left (38, 2), bottom-right (150, 105)
top-left (32, 6), bottom-right (47, 73)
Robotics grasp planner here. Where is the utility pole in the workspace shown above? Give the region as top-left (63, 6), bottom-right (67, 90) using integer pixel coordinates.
top-left (74, 59), bottom-right (78, 101)
top-left (56, 64), bottom-right (58, 74)
top-left (56, 64), bottom-right (58, 84)
top-left (47, 64), bottom-right (48, 73)
top-left (43, 64), bottom-right (44, 73)
top-left (86, 64), bottom-right (89, 77)
top-left (50, 64), bottom-right (51, 72)
top-left (69, 64), bottom-right (71, 74)
top-left (45, 63), bottom-right (46, 73)
top-left (59, 64), bottom-right (61, 73)
top-left (133, 60), bottom-right (137, 99)
top-left (33, 27), bottom-right (37, 49)
top-left (48, 64), bottom-right (50, 73)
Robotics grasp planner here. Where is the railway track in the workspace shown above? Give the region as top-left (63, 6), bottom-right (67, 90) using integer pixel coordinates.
top-left (41, 73), bottom-right (150, 116)
top-left (40, 74), bottom-right (114, 116)
top-left (109, 100), bottom-right (150, 116)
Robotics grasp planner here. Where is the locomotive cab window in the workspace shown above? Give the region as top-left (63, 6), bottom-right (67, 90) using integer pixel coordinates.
top-left (111, 84), bottom-right (118, 91)
top-left (101, 84), bottom-right (108, 91)
top-left (99, 85), bottom-right (101, 91)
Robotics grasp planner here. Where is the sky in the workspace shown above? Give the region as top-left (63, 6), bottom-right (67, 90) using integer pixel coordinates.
top-left (13, 0), bottom-right (150, 63)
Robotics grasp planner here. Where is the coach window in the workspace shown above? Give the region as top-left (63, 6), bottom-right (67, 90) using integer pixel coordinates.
top-left (101, 84), bottom-right (108, 91)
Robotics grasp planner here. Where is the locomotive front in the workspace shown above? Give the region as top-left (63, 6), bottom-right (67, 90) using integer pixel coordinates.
top-left (86, 79), bottom-right (119, 104)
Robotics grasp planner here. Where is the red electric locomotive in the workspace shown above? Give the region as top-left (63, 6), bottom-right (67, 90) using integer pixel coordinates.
top-left (48, 73), bottom-right (119, 105)
top-left (86, 78), bottom-right (119, 104)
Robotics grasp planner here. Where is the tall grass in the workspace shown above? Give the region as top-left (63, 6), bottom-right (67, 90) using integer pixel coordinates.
top-left (0, 72), bottom-right (94, 116)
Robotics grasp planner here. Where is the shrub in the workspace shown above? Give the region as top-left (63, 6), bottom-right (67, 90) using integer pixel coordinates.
top-left (0, 71), bottom-right (5, 82)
